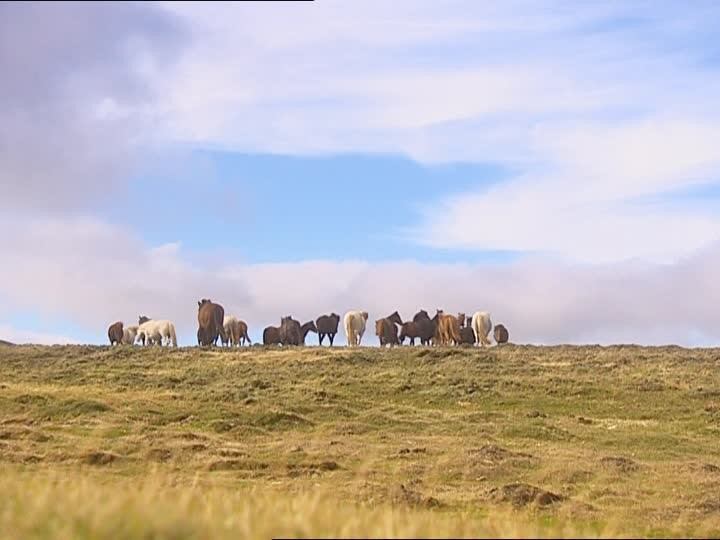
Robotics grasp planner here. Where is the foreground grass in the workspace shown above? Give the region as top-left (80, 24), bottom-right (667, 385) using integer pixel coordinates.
top-left (0, 344), bottom-right (719, 538)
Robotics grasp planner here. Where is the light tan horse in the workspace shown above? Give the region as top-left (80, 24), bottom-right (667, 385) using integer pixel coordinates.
top-left (344, 310), bottom-right (369, 347)
top-left (436, 310), bottom-right (461, 346)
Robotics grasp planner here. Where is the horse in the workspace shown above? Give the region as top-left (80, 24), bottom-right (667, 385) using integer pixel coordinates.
top-left (316, 313), bottom-right (340, 346)
top-left (122, 325), bottom-right (138, 345)
top-left (237, 320), bottom-right (251, 346)
top-left (471, 311), bottom-right (493, 347)
top-left (107, 321), bottom-right (123, 346)
top-left (457, 313), bottom-right (475, 345)
top-left (263, 326), bottom-right (281, 346)
top-left (494, 323), bottom-right (509, 345)
top-left (198, 299), bottom-right (225, 347)
top-left (301, 321), bottom-right (318, 345)
top-left (410, 310), bottom-right (436, 346)
top-left (280, 316), bottom-right (302, 346)
top-left (375, 318), bottom-right (399, 347)
top-left (344, 310), bottom-right (368, 347)
top-left (222, 315), bottom-right (242, 347)
top-left (436, 310), bottom-right (461, 346)
top-left (137, 316), bottom-right (177, 347)
top-left (399, 321), bottom-right (421, 345)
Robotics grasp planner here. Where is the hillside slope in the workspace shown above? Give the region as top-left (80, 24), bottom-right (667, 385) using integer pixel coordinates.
top-left (0, 344), bottom-right (719, 538)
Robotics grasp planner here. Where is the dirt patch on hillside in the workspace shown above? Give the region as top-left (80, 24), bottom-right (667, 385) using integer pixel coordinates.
top-left (489, 482), bottom-right (564, 508)
top-left (600, 456), bottom-right (640, 473)
top-left (287, 461), bottom-right (341, 477)
top-left (391, 484), bottom-right (441, 508)
top-left (82, 451), bottom-right (122, 466)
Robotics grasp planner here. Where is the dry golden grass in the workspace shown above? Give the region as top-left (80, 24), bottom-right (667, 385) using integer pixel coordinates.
top-left (1, 343), bottom-right (719, 538)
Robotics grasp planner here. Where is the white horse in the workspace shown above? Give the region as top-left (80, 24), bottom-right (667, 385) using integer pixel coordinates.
top-left (471, 311), bottom-right (493, 347)
top-left (222, 315), bottom-right (240, 347)
top-left (122, 325), bottom-right (138, 345)
top-left (344, 310), bottom-right (368, 347)
top-left (137, 319), bottom-right (177, 347)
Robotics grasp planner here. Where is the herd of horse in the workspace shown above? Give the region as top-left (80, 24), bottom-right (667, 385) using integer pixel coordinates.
top-left (107, 299), bottom-right (510, 349)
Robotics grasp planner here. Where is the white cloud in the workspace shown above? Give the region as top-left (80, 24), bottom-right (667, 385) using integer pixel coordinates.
top-left (0, 1), bottom-right (187, 212)
top-left (0, 325), bottom-right (78, 346)
top-left (148, 1), bottom-right (720, 264)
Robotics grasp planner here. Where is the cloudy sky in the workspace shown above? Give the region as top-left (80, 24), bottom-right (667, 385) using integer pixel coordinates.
top-left (2, 1), bottom-right (720, 346)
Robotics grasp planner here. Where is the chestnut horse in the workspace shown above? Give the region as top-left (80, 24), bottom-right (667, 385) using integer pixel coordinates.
top-left (436, 310), bottom-right (460, 346)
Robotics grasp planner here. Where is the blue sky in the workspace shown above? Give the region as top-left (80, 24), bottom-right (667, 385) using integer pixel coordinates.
top-left (2, 1), bottom-right (720, 346)
top-left (114, 150), bottom-right (518, 264)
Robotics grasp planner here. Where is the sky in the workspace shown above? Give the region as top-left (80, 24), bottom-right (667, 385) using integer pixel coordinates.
top-left (2, 0), bottom-right (720, 346)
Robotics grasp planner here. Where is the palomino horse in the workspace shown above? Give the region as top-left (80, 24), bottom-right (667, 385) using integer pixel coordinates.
top-left (471, 311), bottom-right (493, 347)
top-left (344, 310), bottom-right (368, 347)
top-left (137, 316), bottom-right (178, 347)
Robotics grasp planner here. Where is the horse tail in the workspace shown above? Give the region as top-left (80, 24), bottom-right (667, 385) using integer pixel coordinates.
top-left (471, 314), bottom-right (480, 346)
top-left (169, 324), bottom-right (177, 347)
top-left (243, 328), bottom-right (251, 345)
top-left (344, 315), bottom-right (354, 347)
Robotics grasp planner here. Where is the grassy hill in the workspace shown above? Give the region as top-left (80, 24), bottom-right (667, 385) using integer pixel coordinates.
top-left (0, 344), bottom-right (719, 538)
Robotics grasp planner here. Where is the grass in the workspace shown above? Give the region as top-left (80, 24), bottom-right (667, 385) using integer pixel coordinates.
top-left (0, 343), bottom-right (719, 538)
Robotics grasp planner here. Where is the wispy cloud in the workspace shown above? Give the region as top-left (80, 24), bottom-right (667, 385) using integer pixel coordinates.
top-left (155, 2), bottom-right (720, 264)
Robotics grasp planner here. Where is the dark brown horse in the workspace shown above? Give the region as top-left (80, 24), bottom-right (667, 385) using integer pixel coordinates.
top-left (399, 321), bottom-right (421, 345)
top-left (301, 321), bottom-right (318, 344)
top-left (108, 321), bottom-right (123, 346)
top-left (411, 310), bottom-right (437, 346)
top-left (375, 318), bottom-right (399, 347)
top-left (263, 326), bottom-right (281, 345)
top-left (494, 324), bottom-right (509, 345)
top-left (316, 313), bottom-right (340, 346)
top-left (197, 299), bottom-right (225, 347)
top-left (457, 313), bottom-right (475, 345)
top-left (280, 316), bottom-right (302, 346)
